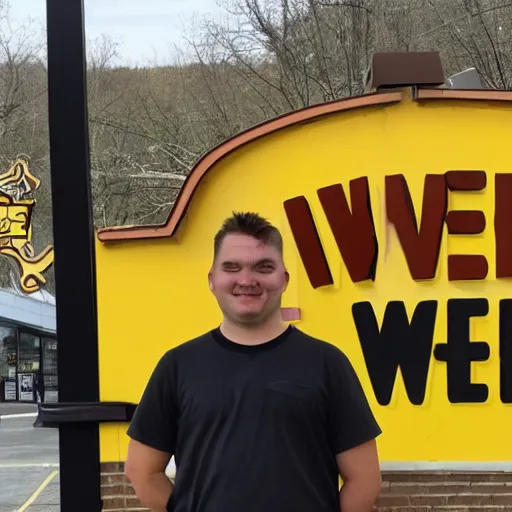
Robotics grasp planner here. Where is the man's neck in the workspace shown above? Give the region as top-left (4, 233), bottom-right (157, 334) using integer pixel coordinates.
top-left (219, 316), bottom-right (288, 346)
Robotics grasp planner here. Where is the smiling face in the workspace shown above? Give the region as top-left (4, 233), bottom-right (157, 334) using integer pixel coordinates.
top-left (209, 233), bottom-right (289, 327)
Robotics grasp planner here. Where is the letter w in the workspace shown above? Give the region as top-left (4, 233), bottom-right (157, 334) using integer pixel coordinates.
top-left (352, 301), bottom-right (437, 406)
top-left (318, 177), bottom-right (378, 282)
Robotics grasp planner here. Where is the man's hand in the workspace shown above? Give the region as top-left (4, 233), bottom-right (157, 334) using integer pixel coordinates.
top-left (336, 438), bottom-right (381, 512)
top-left (125, 439), bottom-right (174, 512)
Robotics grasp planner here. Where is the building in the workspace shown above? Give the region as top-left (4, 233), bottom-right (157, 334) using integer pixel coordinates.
top-left (0, 287), bottom-right (57, 403)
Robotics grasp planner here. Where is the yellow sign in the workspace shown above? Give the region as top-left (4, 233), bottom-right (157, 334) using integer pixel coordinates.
top-left (95, 88), bottom-right (512, 465)
top-left (0, 158), bottom-right (54, 294)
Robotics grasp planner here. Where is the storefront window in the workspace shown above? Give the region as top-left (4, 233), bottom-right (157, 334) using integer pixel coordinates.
top-left (0, 326), bottom-right (57, 402)
top-left (42, 337), bottom-right (58, 402)
top-left (18, 332), bottom-right (40, 372)
top-left (17, 332), bottom-right (40, 402)
top-left (0, 325), bottom-right (17, 401)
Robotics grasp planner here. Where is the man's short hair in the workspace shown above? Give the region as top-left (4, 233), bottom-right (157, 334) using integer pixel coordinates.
top-left (213, 212), bottom-right (283, 259)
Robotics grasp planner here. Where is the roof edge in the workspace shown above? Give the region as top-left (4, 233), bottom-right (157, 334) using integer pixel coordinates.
top-left (96, 87), bottom-right (512, 244)
top-left (97, 90), bottom-right (402, 243)
top-left (416, 87), bottom-right (512, 101)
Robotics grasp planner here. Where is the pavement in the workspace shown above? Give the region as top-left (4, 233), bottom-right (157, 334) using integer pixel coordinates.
top-left (0, 403), bottom-right (38, 417)
top-left (0, 404), bottom-right (59, 512)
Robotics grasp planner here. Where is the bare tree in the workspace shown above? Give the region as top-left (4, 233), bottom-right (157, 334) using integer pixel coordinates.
top-left (0, 1), bottom-right (45, 139)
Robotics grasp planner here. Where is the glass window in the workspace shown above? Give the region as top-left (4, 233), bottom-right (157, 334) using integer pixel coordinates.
top-left (42, 337), bottom-right (58, 395)
top-left (0, 325), bottom-right (17, 380)
top-left (18, 332), bottom-right (41, 373)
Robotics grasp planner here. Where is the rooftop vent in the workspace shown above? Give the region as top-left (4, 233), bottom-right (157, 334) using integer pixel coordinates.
top-left (365, 51), bottom-right (445, 91)
top-left (443, 67), bottom-right (483, 89)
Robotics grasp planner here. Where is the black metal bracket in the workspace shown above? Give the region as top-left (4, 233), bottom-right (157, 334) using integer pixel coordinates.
top-left (34, 402), bottom-right (137, 428)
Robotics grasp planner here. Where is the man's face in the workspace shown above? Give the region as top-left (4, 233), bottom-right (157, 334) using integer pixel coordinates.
top-left (209, 233), bottom-right (289, 326)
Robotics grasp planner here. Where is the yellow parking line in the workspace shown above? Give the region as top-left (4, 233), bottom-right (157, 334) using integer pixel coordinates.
top-left (18, 470), bottom-right (58, 512)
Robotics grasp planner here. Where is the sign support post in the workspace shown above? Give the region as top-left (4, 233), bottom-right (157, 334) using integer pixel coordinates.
top-left (46, 0), bottom-right (101, 510)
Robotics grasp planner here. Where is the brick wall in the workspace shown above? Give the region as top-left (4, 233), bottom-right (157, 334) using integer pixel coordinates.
top-left (376, 471), bottom-right (512, 511)
top-left (100, 462), bottom-right (148, 512)
top-left (100, 464), bottom-right (512, 512)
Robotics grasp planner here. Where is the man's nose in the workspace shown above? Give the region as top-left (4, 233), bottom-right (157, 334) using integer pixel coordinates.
top-left (237, 268), bottom-right (256, 286)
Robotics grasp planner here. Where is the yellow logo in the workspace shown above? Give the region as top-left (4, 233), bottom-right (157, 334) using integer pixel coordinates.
top-left (0, 158), bottom-right (54, 294)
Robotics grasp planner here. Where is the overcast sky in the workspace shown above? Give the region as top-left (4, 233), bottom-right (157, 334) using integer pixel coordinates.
top-left (9, 0), bottom-right (225, 65)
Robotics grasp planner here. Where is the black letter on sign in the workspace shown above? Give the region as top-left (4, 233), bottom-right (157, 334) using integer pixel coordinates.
top-left (352, 301), bottom-right (437, 406)
top-left (433, 299), bottom-right (490, 403)
top-left (500, 300), bottom-right (512, 403)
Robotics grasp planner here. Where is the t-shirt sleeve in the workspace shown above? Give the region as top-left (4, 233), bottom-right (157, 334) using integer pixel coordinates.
top-left (126, 351), bottom-right (178, 455)
top-left (326, 347), bottom-right (382, 454)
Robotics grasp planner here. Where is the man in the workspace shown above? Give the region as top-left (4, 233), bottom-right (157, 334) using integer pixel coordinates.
top-left (125, 212), bottom-right (382, 512)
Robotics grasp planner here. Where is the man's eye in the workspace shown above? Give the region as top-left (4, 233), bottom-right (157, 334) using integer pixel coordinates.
top-left (258, 265), bottom-right (274, 273)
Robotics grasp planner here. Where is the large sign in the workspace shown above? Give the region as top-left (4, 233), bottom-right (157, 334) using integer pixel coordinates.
top-left (94, 88), bottom-right (512, 464)
top-left (0, 158), bottom-right (54, 293)
top-left (284, 170), bottom-right (512, 406)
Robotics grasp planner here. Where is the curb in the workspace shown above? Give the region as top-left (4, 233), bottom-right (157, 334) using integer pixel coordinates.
top-left (0, 412), bottom-right (38, 420)
top-left (0, 463), bottom-right (60, 468)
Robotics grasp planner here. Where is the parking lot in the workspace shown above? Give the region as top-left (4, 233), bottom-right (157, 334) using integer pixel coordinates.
top-left (0, 405), bottom-right (59, 512)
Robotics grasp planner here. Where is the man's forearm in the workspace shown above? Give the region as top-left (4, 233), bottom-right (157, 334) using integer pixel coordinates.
top-left (132, 471), bottom-right (174, 512)
top-left (339, 480), bottom-right (380, 512)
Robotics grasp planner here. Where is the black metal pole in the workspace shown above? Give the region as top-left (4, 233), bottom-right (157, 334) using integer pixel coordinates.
top-left (46, 1), bottom-right (101, 511)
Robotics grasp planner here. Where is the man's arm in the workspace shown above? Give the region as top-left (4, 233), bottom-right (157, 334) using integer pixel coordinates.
top-left (325, 347), bottom-right (382, 512)
top-left (125, 439), bottom-right (174, 512)
top-left (125, 351), bottom-right (178, 512)
top-left (336, 438), bottom-right (381, 512)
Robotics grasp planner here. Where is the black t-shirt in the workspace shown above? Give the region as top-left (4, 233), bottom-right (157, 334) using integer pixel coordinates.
top-left (127, 326), bottom-right (382, 512)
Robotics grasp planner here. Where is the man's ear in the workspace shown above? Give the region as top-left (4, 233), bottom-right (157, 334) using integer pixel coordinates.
top-left (283, 270), bottom-right (290, 291)
top-left (208, 270), bottom-right (213, 291)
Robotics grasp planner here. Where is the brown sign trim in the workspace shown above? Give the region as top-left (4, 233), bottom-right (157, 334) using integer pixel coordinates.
top-left (96, 92), bottom-right (402, 242)
top-left (97, 88), bottom-right (512, 243)
top-left (416, 88), bottom-right (512, 102)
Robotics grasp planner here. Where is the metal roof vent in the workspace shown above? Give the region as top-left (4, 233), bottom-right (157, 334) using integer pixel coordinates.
top-left (443, 67), bottom-right (483, 89)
